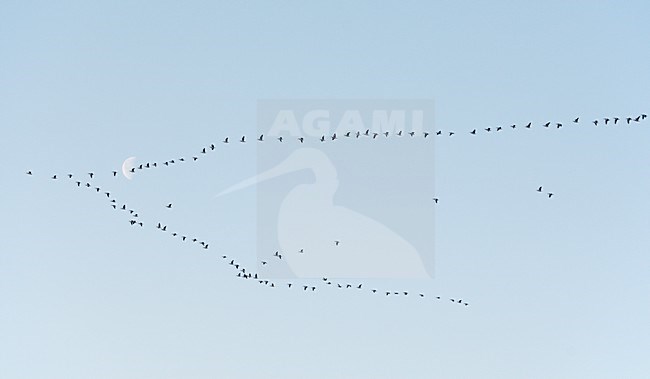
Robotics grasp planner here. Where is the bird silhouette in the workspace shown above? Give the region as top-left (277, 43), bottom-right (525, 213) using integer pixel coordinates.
top-left (88, 172), bottom-right (94, 178)
top-left (470, 129), bottom-right (476, 135)
top-left (26, 171), bottom-right (32, 175)
top-left (240, 136), bottom-right (246, 143)
top-left (547, 193), bottom-right (554, 198)
top-left (223, 137), bottom-right (229, 143)
top-left (166, 203), bottom-right (172, 208)
top-left (573, 117), bottom-right (579, 123)
top-left (258, 134), bottom-right (264, 141)
top-left (433, 198), bottom-right (439, 203)
top-left (537, 186), bottom-right (542, 192)
top-left (334, 240), bottom-right (340, 246)
top-left (525, 122), bottom-right (531, 128)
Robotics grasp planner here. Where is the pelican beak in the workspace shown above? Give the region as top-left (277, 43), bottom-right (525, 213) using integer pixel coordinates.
top-left (215, 152), bottom-right (299, 198)
top-left (214, 148), bottom-right (335, 198)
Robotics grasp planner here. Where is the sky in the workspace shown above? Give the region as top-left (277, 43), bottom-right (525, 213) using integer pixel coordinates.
top-left (1, 1), bottom-right (650, 378)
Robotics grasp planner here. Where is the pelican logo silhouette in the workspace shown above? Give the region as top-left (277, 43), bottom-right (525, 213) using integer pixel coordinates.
top-left (216, 148), bottom-right (429, 278)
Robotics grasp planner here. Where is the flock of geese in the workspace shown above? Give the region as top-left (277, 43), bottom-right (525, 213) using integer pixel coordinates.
top-left (112, 113), bottom-right (649, 180)
top-left (26, 112), bottom-right (649, 308)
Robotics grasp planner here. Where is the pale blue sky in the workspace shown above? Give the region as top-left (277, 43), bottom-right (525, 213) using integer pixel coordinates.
top-left (2, 1), bottom-right (650, 378)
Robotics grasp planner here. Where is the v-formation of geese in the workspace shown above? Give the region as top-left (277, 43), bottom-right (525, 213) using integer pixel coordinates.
top-left (26, 111), bottom-right (648, 306)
